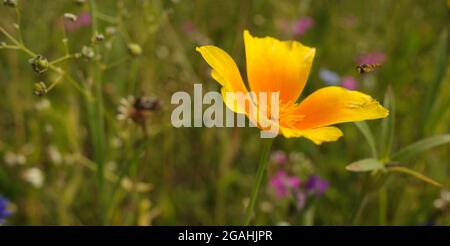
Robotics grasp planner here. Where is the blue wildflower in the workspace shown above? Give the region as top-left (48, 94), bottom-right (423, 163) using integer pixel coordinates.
top-left (0, 196), bottom-right (12, 225)
top-left (305, 175), bottom-right (329, 196)
top-left (319, 68), bottom-right (340, 85)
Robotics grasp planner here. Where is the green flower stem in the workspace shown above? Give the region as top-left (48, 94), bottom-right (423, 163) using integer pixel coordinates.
top-left (379, 187), bottom-right (387, 225)
top-left (0, 44), bottom-right (20, 50)
top-left (49, 54), bottom-right (75, 65)
top-left (15, 6), bottom-right (24, 45)
top-left (89, 0), bottom-right (107, 225)
top-left (0, 26), bottom-right (21, 47)
top-left (244, 138), bottom-right (274, 226)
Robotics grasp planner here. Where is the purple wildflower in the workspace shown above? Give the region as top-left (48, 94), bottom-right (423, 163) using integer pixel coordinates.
top-left (357, 51), bottom-right (386, 65)
top-left (64, 12), bottom-right (92, 32)
top-left (270, 150), bottom-right (288, 165)
top-left (0, 196), bottom-right (12, 225)
top-left (296, 191), bottom-right (306, 209)
top-left (270, 171), bottom-right (301, 198)
top-left (287, 176), bottom-right (301, 188)
top-left (341, 76), bottom-right (358, 90)
top-left (305, 175), bottom-right (329, 196)
top-left (319, 68), bottom-right (340, 85)
top-left (291, 16), bottom-right (314, 36)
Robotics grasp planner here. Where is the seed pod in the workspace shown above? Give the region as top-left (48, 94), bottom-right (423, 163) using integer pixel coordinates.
top-left (63, 13), bottom-right (78, 22)
top-left (33, 82), bottom-right (48, 96)
top-left (127, 43), bottom-right (142, 56)
top-left (3, 0), bottom-right (17, 8)
top-left (29, 55), bottom-right (49, 74)
top-left (94, 33), bottom-right (105, 42)
top-left (81, 46), bottom-right (95, 60)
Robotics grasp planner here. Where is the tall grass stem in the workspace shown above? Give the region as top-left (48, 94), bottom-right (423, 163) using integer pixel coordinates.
top-left (89, 0), bottom-right (107, 225)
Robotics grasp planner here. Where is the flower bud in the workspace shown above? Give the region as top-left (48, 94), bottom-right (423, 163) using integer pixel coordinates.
top-left (63, 13), bottom-right (78, 22)
top-left (3, 0), bottom-right (17, 8)
top-left (127, 43), bottom-right (142, 56)
top-left (93, 33), bottom-right (105, 42)
top-left (33, 81), bottom-right (48, 96)
top-left (29, 55), bottom-right (49, 74)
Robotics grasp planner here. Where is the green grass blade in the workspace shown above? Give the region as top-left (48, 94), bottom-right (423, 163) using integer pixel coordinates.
top-left (420, 29), bottom-right (449, 136)
top-left (354, 121), bottom-right (378, 158)
top-left (379, 87), bottom-right (395, 161)
top-left (391, 134), bottom-right (450, 161)
top-left (425, 93), bottom-right (450, 133)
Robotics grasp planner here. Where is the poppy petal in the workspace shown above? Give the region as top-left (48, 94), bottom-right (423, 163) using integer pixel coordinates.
top-left (196, 45), bottom-right (250, 114)
top-left (244, 30), bottom-right (315, 104)
top-left (281, 126), bottom-right (343, 144)
top-left (295, 86), bottom-right (389, 130)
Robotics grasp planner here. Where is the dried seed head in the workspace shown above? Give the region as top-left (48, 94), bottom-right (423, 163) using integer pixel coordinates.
top-left (33, 81), bottom-right (48, 96)
top-left (127, 43), bottom-right (142, 56)
top-left (117, 95), bottom-right (160, 125)
top-left (134, 96), bottom-right (161, 111)
top-left (29, 55), bottom-right (49, 74)
top-left (63, 13), bottom-right (78, 22)
top-left (81, 46), bottom-right (95, 60)
top-left (117, 96), bottom-right (135, 122)
top-left (94, 33), bottom-right (105, 42)
top-left (3, 0), bottom-right (17, 8)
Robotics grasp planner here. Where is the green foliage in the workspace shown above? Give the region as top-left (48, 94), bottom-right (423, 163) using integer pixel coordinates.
top-left (392, 134), bottom-right (450, 162)
top-left (346, 158), bottom-right (384, 172)
top-left (0, 0), bottom-right (449, 226)
top-left (421, 29), bottom-right (449, 136)
top-left (354, 122), bottom-right (378, 158)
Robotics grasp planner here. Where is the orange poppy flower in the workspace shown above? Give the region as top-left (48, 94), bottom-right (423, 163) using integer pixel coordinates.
top-left (196, 30), bottom-right (388, 144)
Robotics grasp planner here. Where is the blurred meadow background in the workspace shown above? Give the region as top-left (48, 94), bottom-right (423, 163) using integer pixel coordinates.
top-left (0, 0), bottom-right (449, 225)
